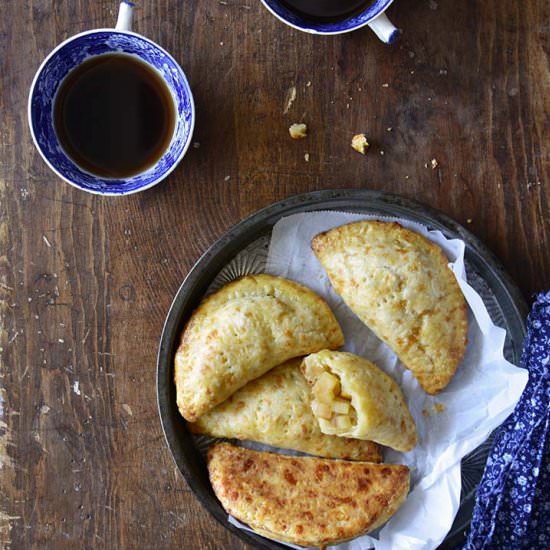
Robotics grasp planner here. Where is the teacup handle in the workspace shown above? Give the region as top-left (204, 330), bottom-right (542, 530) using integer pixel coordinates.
top-left (367, 12), bottom-right (400, 44)
top-left (116, 1), bottom-right (135, 32)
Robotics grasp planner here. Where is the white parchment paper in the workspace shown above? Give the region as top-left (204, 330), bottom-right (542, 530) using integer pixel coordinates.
top-left (229, 211), bottom-right (528, 550)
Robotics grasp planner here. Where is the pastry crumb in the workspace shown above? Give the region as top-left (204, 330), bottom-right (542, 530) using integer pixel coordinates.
top-left (289, 123), bottom-right (307, 139)
top-left (351, 134), bottom-right (369, 155)
top-left (467, 218), bottom-right (473, 224)
top-left (304, 153), bottom-right (310, 162)
top-left (430, 158), bottom-right (439, 169)
top-left (382, 83), bottom-right (389, 88)
top-left (283, 86), bottom-right (297, 114)
top-left (433, 402), bottom-right (446, 413)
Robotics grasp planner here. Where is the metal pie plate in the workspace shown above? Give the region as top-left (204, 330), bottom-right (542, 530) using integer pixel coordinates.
top-left (157, 189), bottom-right (527, 549)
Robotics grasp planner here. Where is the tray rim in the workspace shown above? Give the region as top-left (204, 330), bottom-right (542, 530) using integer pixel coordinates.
top-left (157, 188), bottom-right (528, 550)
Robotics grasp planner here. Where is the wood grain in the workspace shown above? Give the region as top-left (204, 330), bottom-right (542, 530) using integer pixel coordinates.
top-left (0, 0), bottom-right (548, 548)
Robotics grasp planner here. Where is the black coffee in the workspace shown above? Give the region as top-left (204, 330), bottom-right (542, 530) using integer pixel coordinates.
top-left (281, 0), bottom-right (370, 22)
top-left (54, 53), bottom-right (176, 178)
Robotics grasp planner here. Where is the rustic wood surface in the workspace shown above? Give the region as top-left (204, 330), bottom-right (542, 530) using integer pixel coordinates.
top-left (0, 0), bottom-right (548, 548)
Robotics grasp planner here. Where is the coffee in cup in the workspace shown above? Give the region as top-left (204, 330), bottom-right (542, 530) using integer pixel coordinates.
top-left (280, 0), bottom-right (372, 23)
top-left (54, 53), bottom-right (176, 178)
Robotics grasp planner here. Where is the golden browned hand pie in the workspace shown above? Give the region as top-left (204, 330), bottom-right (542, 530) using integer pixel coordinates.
top-left (312, 221), bottom-right (468, 394)
top-left (302, 350), bottom-right (417, 452)
top-left (208, 442), bottom-right (410, 548)
top-left (189, 358), bottom-right (381, 461)
top-left (175, 274), bottom-right (344, 422)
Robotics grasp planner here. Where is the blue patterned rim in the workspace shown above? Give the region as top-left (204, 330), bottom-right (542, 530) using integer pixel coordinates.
top-left (261, 0), bottom-right (395, 34)
top-left (28, 30), bottom-right (195, 195)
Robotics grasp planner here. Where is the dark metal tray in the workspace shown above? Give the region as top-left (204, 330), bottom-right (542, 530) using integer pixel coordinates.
top-left (157, 189), bottom-right (527, 549)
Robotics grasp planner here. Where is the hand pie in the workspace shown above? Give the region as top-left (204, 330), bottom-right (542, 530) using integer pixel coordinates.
top-left (312, 221), bottom-right (468, 394)
top-left (190, 359), bottom-right (381, 461)
top-left (175, 274), bottom-right (344, 421)
top-left (302, 351), bottom-right (417, 452)
top-left (208, 443), bottom-right (410, 548)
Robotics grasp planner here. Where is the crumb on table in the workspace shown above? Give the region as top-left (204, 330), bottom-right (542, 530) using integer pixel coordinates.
top-left (283, 86), bottom-right (297, 114)
top-left (351, 134), bottom-right (369, 155)
top-left (289, 123), bottom-right (307, 139)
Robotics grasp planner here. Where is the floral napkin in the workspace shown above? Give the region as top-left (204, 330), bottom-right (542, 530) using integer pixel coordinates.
top-left (464, 291), bottom-right (550, 549)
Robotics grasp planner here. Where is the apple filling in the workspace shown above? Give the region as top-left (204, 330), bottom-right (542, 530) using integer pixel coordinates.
top-left (310, 370), bottom-right (356, 431)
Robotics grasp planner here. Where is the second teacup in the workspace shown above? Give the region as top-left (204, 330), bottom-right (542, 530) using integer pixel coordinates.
top-left (260, 0), bottom-right (400, 43)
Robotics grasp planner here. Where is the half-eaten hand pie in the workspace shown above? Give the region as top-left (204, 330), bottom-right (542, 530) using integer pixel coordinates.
top-left (302, 350), bottom-right (417, 452)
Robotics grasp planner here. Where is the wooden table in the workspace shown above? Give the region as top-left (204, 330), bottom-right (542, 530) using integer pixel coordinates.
top-left (1, 1), bottom-right (548, 548)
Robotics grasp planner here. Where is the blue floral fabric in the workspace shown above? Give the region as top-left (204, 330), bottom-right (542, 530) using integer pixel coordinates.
top-left (464, 291), bottom-right (550, 549)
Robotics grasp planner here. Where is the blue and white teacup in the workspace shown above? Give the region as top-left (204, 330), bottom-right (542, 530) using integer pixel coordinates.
top-left (28, 1), bottom-right (195, 195)
top-left (260, 0), bottom-right (400, 43)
